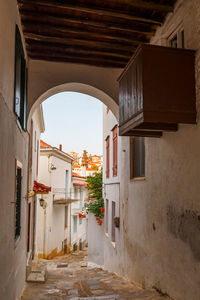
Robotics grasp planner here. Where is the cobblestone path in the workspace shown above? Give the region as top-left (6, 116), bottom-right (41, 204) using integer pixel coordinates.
top-left (22, 250), bottom-right (169, 300)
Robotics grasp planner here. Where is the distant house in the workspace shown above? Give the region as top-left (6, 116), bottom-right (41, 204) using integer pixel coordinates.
top-left (71, 172), bottom-right (88, 251)
top-left (35, 141), bottom-right (74, 259)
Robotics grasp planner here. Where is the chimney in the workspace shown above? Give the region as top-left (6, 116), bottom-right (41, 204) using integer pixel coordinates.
top-left (59, 144), bottom-right (62, 151)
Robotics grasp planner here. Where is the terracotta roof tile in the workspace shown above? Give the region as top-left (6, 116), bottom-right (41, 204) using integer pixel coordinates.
top-left (40, 140), bottom-right (52, 149)
top-left (33, 181), bottom-right (51, 193)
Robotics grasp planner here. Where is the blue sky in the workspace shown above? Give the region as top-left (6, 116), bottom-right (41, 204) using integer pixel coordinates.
top-left (41, 92), bottom-right (103, 156)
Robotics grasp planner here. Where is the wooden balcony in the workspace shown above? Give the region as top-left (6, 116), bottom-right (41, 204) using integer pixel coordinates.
top-left (118, 44), bottom-right (196, 137)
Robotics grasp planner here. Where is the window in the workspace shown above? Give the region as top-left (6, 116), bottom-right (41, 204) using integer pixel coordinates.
top-left (80, 187), bottom-right (83, 208)
top-left (106, 136), bottom-right (110, 178)
top-left (64, 206), bottom-right (68, 228)
top-left (112, 125), bottom-right (118, 177)
top-left (130, 137), bottom-right (145, 179)
top-left (105, 199), bottom-right (109, 234)
top-left (15, 162), bottom-right (22, 240)
top-left (14, 25), bottom-right (27, 130)
top-left (111, 201), bottom-right (115, 243)
top-left (73, 216), bottom-right (77, 233)
top-left (169, 28), bottom-right (184, 49)
top-left (79, 217), bottom-right (82, 225)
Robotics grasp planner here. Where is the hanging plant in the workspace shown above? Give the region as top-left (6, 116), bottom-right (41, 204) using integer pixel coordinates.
top-left (85, 198), bottom-right (104, 226)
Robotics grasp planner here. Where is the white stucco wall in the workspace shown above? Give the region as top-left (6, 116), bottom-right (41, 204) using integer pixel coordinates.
top-left (102, 1), bottom-right (200, 300)
top-left (0, 1), bottom-right (29, 299)
top-left (88, 213), bottom-right (104, 267)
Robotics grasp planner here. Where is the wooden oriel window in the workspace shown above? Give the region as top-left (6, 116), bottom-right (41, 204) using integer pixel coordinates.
top-left (106, 136), bottom-right (110, 178)
top-left (14, 25), bottom-right (27, 131)
top-left (130, 137), bottom-right (145, 179)
top-left (112, 125), bottom-right (118, 177)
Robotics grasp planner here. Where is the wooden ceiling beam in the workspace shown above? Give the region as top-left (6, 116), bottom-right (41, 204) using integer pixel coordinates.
top-left (28, 52), bottom-right (126, 68)
top-left (24, 32), bottom-right (138, 52)
top-left (26, 43), bottom-right (132, 60)
top-left (18, 0), bottom-right (163, 25)
top-left (20, 10), bottom-right (155, 36)
top-left (22, 21), bottom-right (148, 45)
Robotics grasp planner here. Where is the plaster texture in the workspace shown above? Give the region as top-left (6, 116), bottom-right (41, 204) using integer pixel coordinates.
top-left (102, 1), bottom-right (200, 300)
top-left (88, 213), bottom-right (104, 267)
top-left (0, 1), bottom-right (29, 299)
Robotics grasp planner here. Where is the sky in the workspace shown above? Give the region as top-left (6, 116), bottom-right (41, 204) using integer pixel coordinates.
top-left (41, 92), bottom-right (103, 156)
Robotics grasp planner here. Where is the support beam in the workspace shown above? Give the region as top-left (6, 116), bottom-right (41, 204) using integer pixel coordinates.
top-left (26, 43), bottom-right (131, 60)
top-left (18, 0), bottom-right (163, 25)
top-left (136, 123), bottom-right (178, 131)
top-left (24, 32), bottom-right (138, 53)
top-left (20, 11), bottom-right (155, 36)
top-left (22, 21), bottom-right (148, 45)
top-left (119, 129), bottom-right (163, 137)
top-left (28, 52), bottom-right (126, 68)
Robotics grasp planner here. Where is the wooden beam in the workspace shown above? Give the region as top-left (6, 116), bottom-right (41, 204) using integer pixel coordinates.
top-left (24, 32), bottom-right (138, 52)
top-left (119, 129), bottom-right (163, 137)
top-left (18, 0), bottom-right (163, 25)
top-left (28, 52), bottom-right (126, 68)
top-left (26, 43), bottom-right (132, 60)
top-left (106, 0), bottom-right (174, 12)
top-left (20, 10), bottom-right (155, 36)
top-left (22, 21), bottom-right (148, 45)
top-left (26, 39), bottom-right (134, 56)
top-left (136, 122), bottom-right (178, 131)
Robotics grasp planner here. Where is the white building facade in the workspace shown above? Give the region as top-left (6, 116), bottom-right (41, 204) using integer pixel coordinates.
top-left (71, 172), bottom-right (88, 251)
top-left (35, 142), bottom-right (73, 258)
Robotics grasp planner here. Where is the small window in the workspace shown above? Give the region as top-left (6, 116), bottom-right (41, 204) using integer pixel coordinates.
top-left (79, 217), bottom-right (82, 225)
top-left (105, 199), bottom-right (109, 234)
top-left (112, 125), bottom-right (118, 177)
top-left (111, 201), bottom-right (115, 242)
top-left (169, 28), bottom-right (184, 49)
top-left (106, 136), bottom-right (110, 178)
top-left (73, 216), bottom-right (77, 233)
top-left (130, 137), bottom-right (145, 179)
top-left (14, 25), bottom-right (27, 130)
top-left (64, 206), bottom-right (68, 228)
top-left (15, 162), bottom-right (22, 240)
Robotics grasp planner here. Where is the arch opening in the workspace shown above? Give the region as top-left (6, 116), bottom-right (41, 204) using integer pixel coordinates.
top-left (28, 82), bottom-right (119, 131)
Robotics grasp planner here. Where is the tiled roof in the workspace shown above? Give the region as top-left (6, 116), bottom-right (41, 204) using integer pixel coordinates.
top-left (72, 172), bottom-right (83, 178)
top-left (33, 181), bottom-right (51, 193)
top-left (40, 140), bottom-right (52, 149)
top-left (73, 182), bottom-right (87, 186)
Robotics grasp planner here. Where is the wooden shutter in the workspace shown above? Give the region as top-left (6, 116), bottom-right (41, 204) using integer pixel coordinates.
top-left (14, 25), bottom-right (27, 130)
top-left (106, 136), bottom-right (110, 178)
top-left (14, 26), bottom-right (22, 118)
top-left (112, 125), bottom-right (118, 177)
top-left (15, 167), bottom-right (22, 239)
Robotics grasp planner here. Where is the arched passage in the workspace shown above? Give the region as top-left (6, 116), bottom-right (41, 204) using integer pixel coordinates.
top-left (27, 82), bottom-right (119, 130)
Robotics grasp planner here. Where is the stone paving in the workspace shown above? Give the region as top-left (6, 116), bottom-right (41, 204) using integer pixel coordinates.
top-left (21, 250), bottom-right (169, 300)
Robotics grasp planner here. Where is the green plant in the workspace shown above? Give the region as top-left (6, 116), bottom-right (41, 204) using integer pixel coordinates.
top-left (86, 171), bottom-right (102, 200)
top-left (85, 198), bottom-right (104, 226)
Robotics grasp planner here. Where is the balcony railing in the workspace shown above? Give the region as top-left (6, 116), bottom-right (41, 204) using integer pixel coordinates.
top-left (52, 188), bottom-right (79, 205)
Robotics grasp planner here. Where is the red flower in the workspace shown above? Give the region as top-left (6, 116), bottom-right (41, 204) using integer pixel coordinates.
top-left (100, 207), bottom-right (104, 213)
top-left (98, 220), bottom-right (103, 226)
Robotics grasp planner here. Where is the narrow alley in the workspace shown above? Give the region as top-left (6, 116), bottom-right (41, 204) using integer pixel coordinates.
top-left (22, 250), bottom-right (168, 300)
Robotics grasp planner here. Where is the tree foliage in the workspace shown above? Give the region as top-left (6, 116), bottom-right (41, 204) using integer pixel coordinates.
top-left (86, 171), bottom-right (102, 200)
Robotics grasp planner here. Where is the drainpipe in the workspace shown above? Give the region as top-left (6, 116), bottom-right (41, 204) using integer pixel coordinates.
top-left (43, 202), bottom-right (47, 258)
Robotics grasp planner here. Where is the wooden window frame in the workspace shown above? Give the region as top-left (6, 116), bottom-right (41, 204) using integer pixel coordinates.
top-left (15, 160), bottom-right (23, 241)
top-left (106, 136), bottom-right (110, 178)
top-left (112, 125), bottom-right (118, 177)
top-left (168, 26), bottom-right (184, 49)
top-left (130, 137), bottom-right (145, 180)
top-left (14, 25), bottom-right (27, 131)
